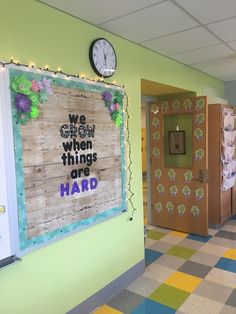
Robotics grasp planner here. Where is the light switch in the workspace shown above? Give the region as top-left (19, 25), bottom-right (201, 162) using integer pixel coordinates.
top-left (0, 206), bottom-right (5, 213)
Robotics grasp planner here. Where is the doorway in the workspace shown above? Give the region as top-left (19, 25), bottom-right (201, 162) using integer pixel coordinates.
top-left (141, 79), bottom-right (197, 229)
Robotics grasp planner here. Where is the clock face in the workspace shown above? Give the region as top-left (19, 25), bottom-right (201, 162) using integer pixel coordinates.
top-left (89, 38), bottom-right (117, 78)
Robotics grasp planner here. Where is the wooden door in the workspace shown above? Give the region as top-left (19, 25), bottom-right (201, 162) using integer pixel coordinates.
top-left (150, 97), bottom-right (208, 236)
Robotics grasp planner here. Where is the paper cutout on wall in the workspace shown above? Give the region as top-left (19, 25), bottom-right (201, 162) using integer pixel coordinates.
top-left (153, 131), bottom-right (160, 141)
top-left (195, 113), bottom-right (205, 125)
top-left (194, 128), bottom-right (204, 141)
top-left (166, 201), bottom-right (174, 214)
top-left (152, 118), bottom-right (159, 128)
top-left (177, 204), bottom-right (186, 216)
top-left (195, 188), bottom-right (204, 200)
top-left (155, 202), bottom-right (163, 213)
top-left (157, 184), bottom-right (165, 196)
top-left (191, 205), bottom-right (200, 217)
top-left (161, 101), bottom-right (169, 113)
top-left (155, 169), bottom-right (162, 180)
top-left (182, 186), bottom-right (191, 198)
top-left (172, 100), bottom-right (180, 111)
top-left (183, 99), bottom-right (192, 111)
top-left (170, 185), bottom-right (178, 197)
top-left (195, 98), bottom-right (205, 112)
top-left (153, 147), bottom-right (160, 159)
top-left (184, 171), bottom-right (193, 183)
top-left (195, 149), bottom-right (205, 160)
top-left (168, 169), bottom-right (176, 181)
top-left (151, 104), bottom-right (159, 113)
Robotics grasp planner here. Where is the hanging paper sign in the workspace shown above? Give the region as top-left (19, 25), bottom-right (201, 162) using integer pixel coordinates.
top-left (9, 67), bottom-right (127, 252)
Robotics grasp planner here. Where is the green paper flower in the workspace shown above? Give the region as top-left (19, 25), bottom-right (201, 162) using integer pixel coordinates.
top-left (195, 113), bottom-right (205, 125)
top-left (114, 91), bottom-right (123, 104)
top-left (196, 98), bottom-right (205, 112)
top-left (16, 112), bottom-right (31, 124)
top-left (12, 75), bottom-right (32, 95)
top-left (194, 128), bottom-right (204, 140)
top-left (115, 113), bottom-right (123, 127)
top-left (183, 99), bottom-right (192, 110)
top-left (191, 205), bottom-right (200, 217)
top-left (195, 149), bottom-right (204, 161)
top-left (182, 186), bottom-right (191, 198)
top-left (29, 91), bottom-right (40, 107)
top-left (157, 184), bottom-right (165, 195)
top-left (31, 106), bottom-right (40, 119)
top-left (153, 147), bottom-right (160, 159)
top-left (155, 169), bottom-right (162, 179)
top-left (155, 202), bottom-right (163, 213)
top-left (168, 169), bottom-right (176, 181)
top-left (195, 188), bottom-right (204, 200)
top-left (152, 118), bottom-right (159, 128)
top-left (153, 131), bottom-right (160, 141)
top-left (170, 185), bottom-right (178, 196)
top-left (178, 204), bottom-right (186, 216)
top-left (166, 201), bottom-right (174, 214)
top-left (184, 171), bottom-right (193, 183)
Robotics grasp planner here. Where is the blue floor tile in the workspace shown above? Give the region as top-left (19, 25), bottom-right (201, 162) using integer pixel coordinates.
top-left (187, 234), bottom-right (212, 243)
top-left (215, 257), bottom-right (236, 273)
top-left (131, 299), bottom-right (176, 314)
top-left (145, 249), bottom-right (163, 266)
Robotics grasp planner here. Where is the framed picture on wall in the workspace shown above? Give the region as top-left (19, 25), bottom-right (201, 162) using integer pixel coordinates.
top-left (169, 130), bottom-right (185, 155)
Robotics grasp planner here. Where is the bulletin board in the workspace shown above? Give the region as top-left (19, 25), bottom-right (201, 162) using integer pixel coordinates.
top-left (7, 66), bottom-right (126, 253)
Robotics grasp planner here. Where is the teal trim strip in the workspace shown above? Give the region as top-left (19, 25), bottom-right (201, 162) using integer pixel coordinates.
top-left (9, 68), bottom-right (127, 252)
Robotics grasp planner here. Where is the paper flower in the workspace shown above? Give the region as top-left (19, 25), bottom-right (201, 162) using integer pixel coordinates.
top-left (15, 93), bottom-right (32, 112)
top-left (31, 80), bottom-right (40, 92)
top-left (109, 104), bottom-right (116, 113)
top-left (12, 76), bottom-right (32, 95)
top-left (37, 77), bottom-right (53, 94)
top-left (31, 106), bottom-right (40, 119)
top-left (114, 103), bottom-right (120, 110)
top-left (29, 91), bottom-right (40, 107)
top-left (102, 91), bottom-right (112, 103)
top-left (39, 90), bottom-right (49, 103)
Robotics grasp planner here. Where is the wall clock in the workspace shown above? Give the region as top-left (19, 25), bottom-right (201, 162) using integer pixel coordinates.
top-left (89, 38), bottom-right (117, 78)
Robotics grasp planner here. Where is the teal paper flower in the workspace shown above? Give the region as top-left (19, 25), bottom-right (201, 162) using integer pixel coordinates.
top-left (39, 90), bottom-right (49, 103)
top-left (12, 75), bottom-right (32, 95)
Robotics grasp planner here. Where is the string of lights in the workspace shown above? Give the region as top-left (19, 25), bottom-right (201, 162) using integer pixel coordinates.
top-left (124, 92), bottom-right (137, 221)
top-left (1, 58), bottom-right (137, 222)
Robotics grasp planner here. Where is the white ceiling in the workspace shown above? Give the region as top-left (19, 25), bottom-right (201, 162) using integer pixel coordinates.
top-left (40, 0), bottom-right (236, 81)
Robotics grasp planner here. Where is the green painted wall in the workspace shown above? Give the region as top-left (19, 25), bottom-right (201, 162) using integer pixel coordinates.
top-left (164, 114), bottom-right (193, 168)
top-left (0, 1), bottom-right (224, 313)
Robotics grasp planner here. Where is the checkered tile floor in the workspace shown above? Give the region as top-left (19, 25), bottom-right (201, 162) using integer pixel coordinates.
top-left (94, 215), bottom-right (236, 314)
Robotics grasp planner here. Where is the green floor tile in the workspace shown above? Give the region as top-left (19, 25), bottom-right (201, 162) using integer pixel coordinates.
top-left (149, 283), bottom-right (190, 310)
top-left (147, 230), bottom-right (166, 240)
top-left (167, 245), bottom-right (196, 260)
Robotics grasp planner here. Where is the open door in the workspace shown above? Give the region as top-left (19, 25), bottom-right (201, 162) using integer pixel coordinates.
top-left (150, 96), bottom-right (208, 236)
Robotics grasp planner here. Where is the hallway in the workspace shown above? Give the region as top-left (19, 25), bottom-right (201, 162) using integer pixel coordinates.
top-left (95, 216), bottom-right (236, 314)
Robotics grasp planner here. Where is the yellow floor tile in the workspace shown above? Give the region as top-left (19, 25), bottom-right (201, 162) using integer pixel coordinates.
top-left (224, 248), bottom-right (236, 261)
top-left (165, 271), bottom-right (202, 293)
top-left (169, 231), bottom-right (189, 238)
top-left (93, 305), bottom-right (124, 314)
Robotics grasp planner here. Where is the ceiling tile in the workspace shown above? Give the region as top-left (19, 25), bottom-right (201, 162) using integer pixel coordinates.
top-left (228, 41), bottom-right (236, 51)
top-left (207, 17), bottom-right (236, 42)
top-left (175, 0), bottom-right (236, 24)
top-left (171, 44), bottom-right (234, 65)
top-left (143, 27), bottom-right (220, 55)
top-left (100, 1), bottom-right (199, 42)
top-left (193, 56), bottom-right (236, 81)
top-left (39, 0), bottom-right (163, 24)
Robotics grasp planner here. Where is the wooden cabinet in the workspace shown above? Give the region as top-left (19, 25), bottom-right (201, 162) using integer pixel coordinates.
top-left (208, 104), bottom-right (234, 226)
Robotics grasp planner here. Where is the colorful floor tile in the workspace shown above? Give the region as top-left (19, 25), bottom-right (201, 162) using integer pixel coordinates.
top-left (96, 215), bottom-right (236, 314)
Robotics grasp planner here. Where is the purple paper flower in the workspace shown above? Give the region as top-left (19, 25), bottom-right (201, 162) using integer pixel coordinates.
top-left (37, 77), bottom-right (53, 95)
top-left (15, 93), bottom-right (32, 112)
top-left (102, 91), bottom-right (112, 102)
top-left (109, 104), bottom-right (116, 113)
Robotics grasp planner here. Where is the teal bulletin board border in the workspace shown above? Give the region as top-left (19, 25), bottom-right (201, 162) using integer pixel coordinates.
top-left (9, 68), bottom-right (127, 252)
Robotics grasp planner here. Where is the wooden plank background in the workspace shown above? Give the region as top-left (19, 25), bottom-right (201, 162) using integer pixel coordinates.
top-left (20, 84), bottom-right (123, 239)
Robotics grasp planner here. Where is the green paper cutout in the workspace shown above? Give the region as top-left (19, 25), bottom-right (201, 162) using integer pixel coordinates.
top-left (195, 113), bottom-right (205, 125)
top-left (168, 169), bottom-right (176, 181)
top-left (154, 169), bottom-right (162, 180)
top-left (151, 104), bottom-right (159, 113)
top-left (196, 98), bottom-right (205, 112)
top-left (170, 185), bottom-right (178, 196)
top-left (183, 99), bottom-right (192, 111)
top-left (172, 100), bottom-right (180, 111)
top-left (161, 101), bottom-right (169, 113)
top-left (177, 204), bottom-right (186, 216)
top-left (194, 128), bottom-right (204, 140)
top-left (195, 188), bottom-right (204, 200)
top-left (152, 117), bottom-right (159, 128)
top-left (155, 202), bottom-right (163, 213)
top-left (157, 184), bottom-right (165, 195)
top-left (182, 186), bottom-right (191, 198)
top-left (191, 205), bottom-right (200, 217)
top-left (166, 201), bottom-right (174, 214)
top-left (153, 131), bottom-right (160, 141)
top-left (153, 147), bottom-right (160, 159)
top-left (195, 149), bottom-right (204, 161)
top-left (184, 171), bottom-right (193, 183)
